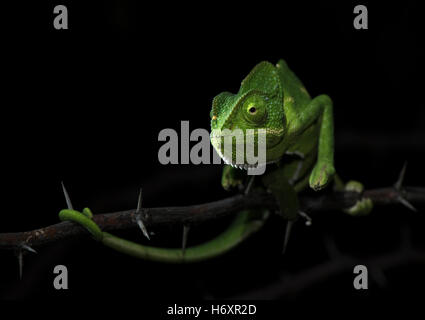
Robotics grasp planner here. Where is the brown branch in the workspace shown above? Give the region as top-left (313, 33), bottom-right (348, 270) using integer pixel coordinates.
top-left (0, 186), bottom-right (424, 250)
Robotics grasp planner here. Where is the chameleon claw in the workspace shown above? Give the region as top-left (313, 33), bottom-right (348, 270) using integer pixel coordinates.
top-left (343, 181), bottom-right (373, 216)
top-left (61, 181), bottom-right (74, 210)
top-left (309, 163), bottom-right (335, 191)
top-left (282, 220), bottom-right (294, 254)
top-left (136, 188), bottom-right (150, 240)
top-left (298, 211), bottom-right (312, 226)
top-left (182, 225), bottom-right (190, 255)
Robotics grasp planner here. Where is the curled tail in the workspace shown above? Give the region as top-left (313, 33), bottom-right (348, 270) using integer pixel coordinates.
top-left (59, 208), bottom-right (268, 263)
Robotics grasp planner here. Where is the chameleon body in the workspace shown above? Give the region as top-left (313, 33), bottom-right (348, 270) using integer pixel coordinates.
top-left (59, 59), bottom-right (372, 263)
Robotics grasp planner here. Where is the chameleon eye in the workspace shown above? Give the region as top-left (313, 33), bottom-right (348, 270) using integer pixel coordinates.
top-left (248, 106), bottom-right (257, 114)
top-left (242, 94), bottom-right (267, 125)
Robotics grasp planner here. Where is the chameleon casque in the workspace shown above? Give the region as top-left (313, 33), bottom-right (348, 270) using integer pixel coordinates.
top-left (59, 59), bottom-right (372, 262)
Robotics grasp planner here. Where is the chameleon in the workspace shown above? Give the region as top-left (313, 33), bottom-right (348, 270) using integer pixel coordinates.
top-left (59, 59), bottom-right (373, 263)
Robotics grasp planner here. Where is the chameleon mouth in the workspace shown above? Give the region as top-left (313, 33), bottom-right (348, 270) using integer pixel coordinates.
top-left (210, 131), bottom-right (278, 170)
top-left (215, 147), bottom-right (277, 170)
top-left (222, 156), bottom-right (260, 170)
top-left (212, 144), bottom-right (258, 170)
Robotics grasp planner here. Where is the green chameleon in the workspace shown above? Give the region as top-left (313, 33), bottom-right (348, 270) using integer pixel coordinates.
top-left (59, 59), bottom-right (373, 262)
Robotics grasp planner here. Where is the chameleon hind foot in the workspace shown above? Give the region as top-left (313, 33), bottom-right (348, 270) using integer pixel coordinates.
top-left (343, 181), bottom-right (373, 216)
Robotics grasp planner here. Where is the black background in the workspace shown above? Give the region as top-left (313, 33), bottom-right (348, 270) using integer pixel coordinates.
top-left (0, 0), bottom-right (424, 307)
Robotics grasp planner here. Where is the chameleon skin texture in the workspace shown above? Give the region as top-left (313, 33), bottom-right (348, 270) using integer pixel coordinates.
top-left (59, 59), bottom-right (353, 263)
top-left (59, 209), bottom-right (103, 241)
top-left (211, 59), bottom-right (335, 191)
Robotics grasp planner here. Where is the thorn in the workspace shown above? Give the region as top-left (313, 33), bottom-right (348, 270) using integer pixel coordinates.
top-left (298, 211), bottom-right (312, 226)
top-left (394, 161), bottom-right (407, 190)
top-left (61, 181), bottom-right (74, 210)
top-left (397, 195), bottom-right (417, 212)
top-left (20, 243), bottom-right (37, 254)
top-left (136, 188), bottom-right (142, 213)
top-left (244, 176), bottom-right (255, 195)
top-left (182, 225), bottom-right (190, 255)
top-left (135, 188), bottom-right (150, 240)
top-left (16, 243), bottom-right (37, 280)
top-left (392, 162), bottom-right (417, 212)
top-left (136, 215), bottom-right (150, 240)
top-left (282, 220), bottom-right (294, 254)
top-left (18, 249), bottom-right (23, 280)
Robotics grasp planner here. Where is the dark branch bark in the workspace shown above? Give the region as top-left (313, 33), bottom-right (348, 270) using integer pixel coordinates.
top-left (0, 186), bottom-right (424, 250)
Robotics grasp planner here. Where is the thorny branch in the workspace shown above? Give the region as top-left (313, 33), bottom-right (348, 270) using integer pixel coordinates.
top-left (0, 185), bottom-right (424, 250)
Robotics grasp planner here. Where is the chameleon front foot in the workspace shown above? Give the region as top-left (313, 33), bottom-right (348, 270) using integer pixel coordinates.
top-left (309, 162), bottom-right (336, 191)
top-left (343, 181), bottom-right (373, 216)
top-left (221, 165), bottom-right (245, 191)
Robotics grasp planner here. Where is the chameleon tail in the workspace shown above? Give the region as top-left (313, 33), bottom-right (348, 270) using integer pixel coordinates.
top-left (59, 208), bottom-right (103, 241)
top-left (59, 209), bottom-right (268, 263)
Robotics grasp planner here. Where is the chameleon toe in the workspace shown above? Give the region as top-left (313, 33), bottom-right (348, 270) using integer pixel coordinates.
top-left (344, 198), bottom-right (373, 216)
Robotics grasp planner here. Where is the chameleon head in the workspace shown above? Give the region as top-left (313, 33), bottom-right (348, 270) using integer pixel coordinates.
top-left (209, 62), bottom-right (286, 169)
